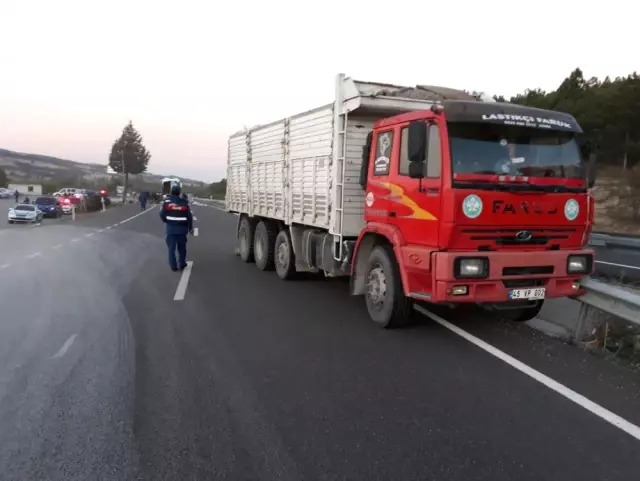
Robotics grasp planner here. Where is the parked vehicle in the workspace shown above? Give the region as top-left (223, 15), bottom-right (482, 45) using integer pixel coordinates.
top-left (225, 74), bottom-right (595, 328)
top-left (8, 204), bottom-right (44, 224)
top-left (34, 196), bottom-right (63, 218)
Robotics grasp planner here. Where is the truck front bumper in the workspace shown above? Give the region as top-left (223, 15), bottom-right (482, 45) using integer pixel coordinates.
top-left (403, 248), bottom-right (594, 304)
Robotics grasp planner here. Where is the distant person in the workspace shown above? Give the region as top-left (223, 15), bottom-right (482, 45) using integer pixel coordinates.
top-left (139, 191), bottom-right (148, 211)
top-left (159, 183), bottom-right (194, 272)
top-left (14, 190), bottom-right (19, 203)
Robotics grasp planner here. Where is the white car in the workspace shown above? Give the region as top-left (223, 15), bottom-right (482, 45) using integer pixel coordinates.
top-left (8, 204), bottom-right (44, 224)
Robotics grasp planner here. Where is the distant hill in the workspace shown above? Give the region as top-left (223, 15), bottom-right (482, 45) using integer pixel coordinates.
top-left (0, 148), bottom-right (206, 188)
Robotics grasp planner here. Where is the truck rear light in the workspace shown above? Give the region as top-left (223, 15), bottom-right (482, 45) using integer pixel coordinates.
top-left (454, 257), bottom-right (489, 279)
top-left (567, 254), bottom-right (592, 274)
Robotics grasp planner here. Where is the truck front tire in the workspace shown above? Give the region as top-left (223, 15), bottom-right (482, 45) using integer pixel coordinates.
top-left (364, 245), bottom-right (413, 329)
top-left (254, 220), bottom-right (276, 271)
top-left (238, 217), bottom-right (254, 263)
top-left (500, 301), bottom-right (544, 322)
top-left (274, 229), bottom-right (296, 280)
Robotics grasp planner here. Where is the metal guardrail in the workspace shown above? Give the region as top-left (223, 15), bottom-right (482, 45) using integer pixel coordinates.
top-left (573, 277), bottom-right (640, 342)
top-left (589, 232), bottom-right (640, 250)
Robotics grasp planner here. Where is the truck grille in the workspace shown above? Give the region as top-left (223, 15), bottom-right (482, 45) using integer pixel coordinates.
top-left (502, 266), bottom-right (554, 276)
top-left (461, 228), bottom-right (577, 247)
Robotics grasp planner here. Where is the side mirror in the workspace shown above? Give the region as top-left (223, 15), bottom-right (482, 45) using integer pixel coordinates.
top-left (586, 153), bottom-right (597, 189)
top-left (408, 121), bottom-right (427, 163)
top-left (408, 162), bottom-right (425, 179)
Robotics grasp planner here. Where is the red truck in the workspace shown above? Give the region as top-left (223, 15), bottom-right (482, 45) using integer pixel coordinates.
top-left (225, 74), bottom-right (595, 328)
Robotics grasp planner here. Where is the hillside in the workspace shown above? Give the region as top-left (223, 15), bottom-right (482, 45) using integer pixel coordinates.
top-left (0, 148), bottom-right (206, 188)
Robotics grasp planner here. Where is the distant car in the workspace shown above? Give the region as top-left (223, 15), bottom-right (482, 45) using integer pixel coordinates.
top-left (57, 196), bottom-right (75, 215)
top-left (34, 196), bottom-right (63, 218)
top-left (8, 204), bottom-right (43, 224)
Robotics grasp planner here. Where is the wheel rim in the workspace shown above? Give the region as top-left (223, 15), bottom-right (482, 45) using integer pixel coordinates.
top-left (276, 240), bottom-right (289, 271)
top-left (367, 264), bottom-right (387, 311)
top-left (255, 232), bottom-right (264, 260)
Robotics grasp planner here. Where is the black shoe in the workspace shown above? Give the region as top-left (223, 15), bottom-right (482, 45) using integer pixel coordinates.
top-left (179, 264), bottom-right (187, 270)
top-left (171, 267), bottom-right (178, 272)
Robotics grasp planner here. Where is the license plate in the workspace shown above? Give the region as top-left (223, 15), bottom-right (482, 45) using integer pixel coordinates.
top-left (509, 288), bottom-right (545, 300)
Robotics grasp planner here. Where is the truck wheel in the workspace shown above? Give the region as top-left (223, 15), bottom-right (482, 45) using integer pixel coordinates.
top-left (238, 217), bottom-right (254, 263)
top-left (274, 229), bottom-right (296, 280)
top-left (254, 220), bottom-right (276, 271)
top-left (501, 301), bottom-right (544, 322)
top-left (364, 245), bottom-right (413, 329)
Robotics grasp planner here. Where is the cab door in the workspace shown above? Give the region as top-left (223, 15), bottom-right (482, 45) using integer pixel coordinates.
top-left (392, 121), bottom-right (442, 248)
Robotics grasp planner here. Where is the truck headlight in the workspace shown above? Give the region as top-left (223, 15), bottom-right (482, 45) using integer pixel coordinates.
top-left (454, 257), bottom-right (489, 278)
top-left (567, 255), bottom-right (592, 274)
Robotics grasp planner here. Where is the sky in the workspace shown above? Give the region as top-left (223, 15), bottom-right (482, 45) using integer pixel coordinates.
top-left (0, 0), bottom-right (636, 183)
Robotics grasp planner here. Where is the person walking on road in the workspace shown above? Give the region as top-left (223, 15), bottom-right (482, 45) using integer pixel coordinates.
top-left (159, 183), bottom-right (194, 272)
top-left (139, 191), bottom-right (148, 211)
top-left (14, 190), bottom-right (19, 204)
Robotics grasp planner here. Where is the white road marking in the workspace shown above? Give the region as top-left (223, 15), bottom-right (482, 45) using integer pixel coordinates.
top-left (51, 334), bottom-right (77, 359)
top-left (119, 205), bottom-right (156, 224)
top-left (173, 261), bottom-right (194, 301)
top-left (0, 263), bottom-right (10, 270)
top-left (415, 305), bottom-right (640, 442)
top-left (52, 244), bottom-right (63, 249)
top-left (595, 260), bottom-right (640, 271)
top-left (105, 226), bottom-right (112, 229)
top-left (70, 238), bottom-right (80, 243)
top-left (193, 216), bottom-right (197, 221)
top-left (112, 224), bottom-right (119, 228)
top-left (98, 229), bottom-right (104, 233)
top-left (85, 232), bottom-right (94, 237)
top-left (193, 227), bottom-right (199, 237)
top-left (25, 252), bottom-right (41, 259)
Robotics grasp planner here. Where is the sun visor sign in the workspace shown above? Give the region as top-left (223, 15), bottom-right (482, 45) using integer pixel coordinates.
top-left (442, 101), bottom-right (582, 133)
top-left (480, 113), bottom-right (576, 131)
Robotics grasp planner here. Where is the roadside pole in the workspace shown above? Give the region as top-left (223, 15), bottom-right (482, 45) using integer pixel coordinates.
top-left (101, 196), bottom-right (106, 212)
top-left (71, 204), bottom-right (76, 221)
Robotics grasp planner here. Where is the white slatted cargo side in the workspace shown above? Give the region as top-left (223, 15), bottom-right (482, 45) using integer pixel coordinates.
top-left (226, 134), bottom-right (249, 212)
top-left (249, 121), bottom-right (285, 220)
top-left (288, 105), bottom-right (334, 229)
top-left (340, 116), bottom-right (376, 237)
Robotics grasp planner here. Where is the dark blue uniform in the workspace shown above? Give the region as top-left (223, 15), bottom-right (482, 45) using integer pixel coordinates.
top-left (159, 194), bottom-right (193, 271)
top-left (139, 191), bottom-right (148, 211)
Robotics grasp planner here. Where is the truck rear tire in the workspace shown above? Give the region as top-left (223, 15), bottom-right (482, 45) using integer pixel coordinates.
top-left (254, 220), bottom-right (276, 271)
top-left (274, 229), bottom-right (296, 280)
top-left (238, 217), bottom-right (254, 263)
top-left (364, 245), bottom-right (413, 329)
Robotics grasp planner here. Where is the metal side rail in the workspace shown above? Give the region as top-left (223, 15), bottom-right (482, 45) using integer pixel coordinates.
top-left (573, 277), bottom-right (640, 342)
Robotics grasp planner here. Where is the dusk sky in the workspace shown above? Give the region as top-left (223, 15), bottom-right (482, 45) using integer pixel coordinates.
top-left (0, 0), bottom-right (635, 183)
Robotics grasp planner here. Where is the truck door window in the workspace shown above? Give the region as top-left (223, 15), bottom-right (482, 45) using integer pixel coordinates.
top-left (373, 130), bottom-right (393, 176)
top-left (426, 124), bottom-right (441, 178)
top-left (399, 124), bottom-right (441, 178)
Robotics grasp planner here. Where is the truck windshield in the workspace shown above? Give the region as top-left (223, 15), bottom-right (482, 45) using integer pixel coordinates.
top-left (448, 122), bottom-right (584, 179)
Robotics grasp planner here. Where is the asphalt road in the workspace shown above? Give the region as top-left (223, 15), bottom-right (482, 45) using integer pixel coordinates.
top-left (1, 201), bottom-right (640, 481)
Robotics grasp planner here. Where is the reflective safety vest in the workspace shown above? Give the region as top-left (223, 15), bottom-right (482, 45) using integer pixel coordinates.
top-left (163, 201), bottom-right (189, 224)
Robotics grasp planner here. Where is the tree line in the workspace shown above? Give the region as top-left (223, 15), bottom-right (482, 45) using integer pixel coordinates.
top-left (497, 68), bottom-right (640, 170)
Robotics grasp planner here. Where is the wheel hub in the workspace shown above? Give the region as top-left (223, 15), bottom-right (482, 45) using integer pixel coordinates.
top-left (367, 265), bottom-right (387, 306)
top-left (255, 234), bottom-right (263, 259)
top-left (277, 242), bottom-right (288, 269)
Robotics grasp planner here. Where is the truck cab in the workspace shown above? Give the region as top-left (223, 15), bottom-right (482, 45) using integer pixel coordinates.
top-left (355, 100), bottom-right (595, 325)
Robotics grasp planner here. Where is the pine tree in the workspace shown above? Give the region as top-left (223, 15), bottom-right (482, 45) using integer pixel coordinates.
top-left (108, 121), bottom-right (151, 200)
